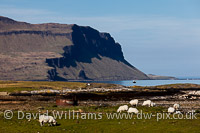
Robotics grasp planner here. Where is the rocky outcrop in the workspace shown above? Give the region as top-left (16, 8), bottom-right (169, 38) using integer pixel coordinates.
top-left (147, 74), bottom-right (177, 80)
top-left (0, 16), bottom-right (149, 81)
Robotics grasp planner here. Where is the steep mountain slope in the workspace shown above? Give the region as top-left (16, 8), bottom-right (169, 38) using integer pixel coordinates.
top-left (0, 16), bottom-right (149, 81)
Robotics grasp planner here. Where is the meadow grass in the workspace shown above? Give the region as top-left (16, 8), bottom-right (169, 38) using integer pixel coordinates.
top-left (1, 81), bottom-right (200, 132)
top-left (0, 81), bottom-right (118, 92)
top-left (0, 106), bottom-right (200, 133)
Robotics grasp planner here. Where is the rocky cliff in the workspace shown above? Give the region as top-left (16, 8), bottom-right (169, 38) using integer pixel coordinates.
top-left (0, 16), bottom-right (149, 81)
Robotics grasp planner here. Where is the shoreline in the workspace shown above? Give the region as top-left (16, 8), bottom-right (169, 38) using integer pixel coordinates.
top-left (0, 81), bottom-right (200, 111)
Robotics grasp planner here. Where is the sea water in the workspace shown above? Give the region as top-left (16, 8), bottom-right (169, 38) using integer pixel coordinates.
top-left (84, 80), bottom-right (200, 86)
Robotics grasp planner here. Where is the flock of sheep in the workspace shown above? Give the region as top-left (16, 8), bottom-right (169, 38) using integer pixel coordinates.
top-left (38, 99), bottom-right (181, 126)
top-left (117, 99), bottom-right (181, 114)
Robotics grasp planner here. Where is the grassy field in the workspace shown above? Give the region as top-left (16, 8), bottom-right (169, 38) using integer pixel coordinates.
top-left (0, 106), bottom-right (200, 133)
top-left (1, 81), bottom-right (200, 132)
top-left (0, 81), bottom-right (118, 92)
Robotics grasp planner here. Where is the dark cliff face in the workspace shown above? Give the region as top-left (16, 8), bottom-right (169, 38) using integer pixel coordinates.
top-left (46, 25), bottom-right (127, 80)
top-left (47, 25), bottom-right (126, 66)
top-left (71, 25), bottom-right (125, 61)
top-left (46, 25), bottom-right (148, 80)
top-left (0, 16), bottom-right (149, 81)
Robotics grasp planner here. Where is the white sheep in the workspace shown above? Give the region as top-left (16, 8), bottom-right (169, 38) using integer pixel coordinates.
top-left (142, 100), bottom-right (151, 107)
top-left (173, 103), bottom-right (180, 110)
top-left (142, 100), bottom-right (154, 107)
top-left (127, 107), bottom-right (139, 114)
top-left (129, 99), bottom-right (138, 106)
top-left (168, 107), bottom-right (175, 114)
top-left (39, 115), bottom-right (57, 126)
top-left (117, 105), bottom-right (128, 113)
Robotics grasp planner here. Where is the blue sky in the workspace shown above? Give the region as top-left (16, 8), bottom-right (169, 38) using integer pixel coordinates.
top-left (1, 0), bottom-right (200, 78)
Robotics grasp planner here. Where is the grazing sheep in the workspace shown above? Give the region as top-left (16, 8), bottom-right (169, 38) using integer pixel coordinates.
top-left (168, 107), bottom-right (175, 114)
top-left (39, 115), bottom-right (57, 126)
top-left (142, 100), bottom-right (153, 107)
top-left (117, 105), bottom-right (128, 113)
top-left (173, 104), bottom-right (180, 110)
top-left (123, 105), bottom-right (128, 110)
top-left (129, 99), bottom-right (139, 106)
top-left (127, 107), bottom-right (139, 114)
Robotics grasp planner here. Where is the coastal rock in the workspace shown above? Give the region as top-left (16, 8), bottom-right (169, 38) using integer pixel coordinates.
top-left (147, 74), bottom-right (177, 80)
top-left (0, 16), bottom-right (149, 81)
